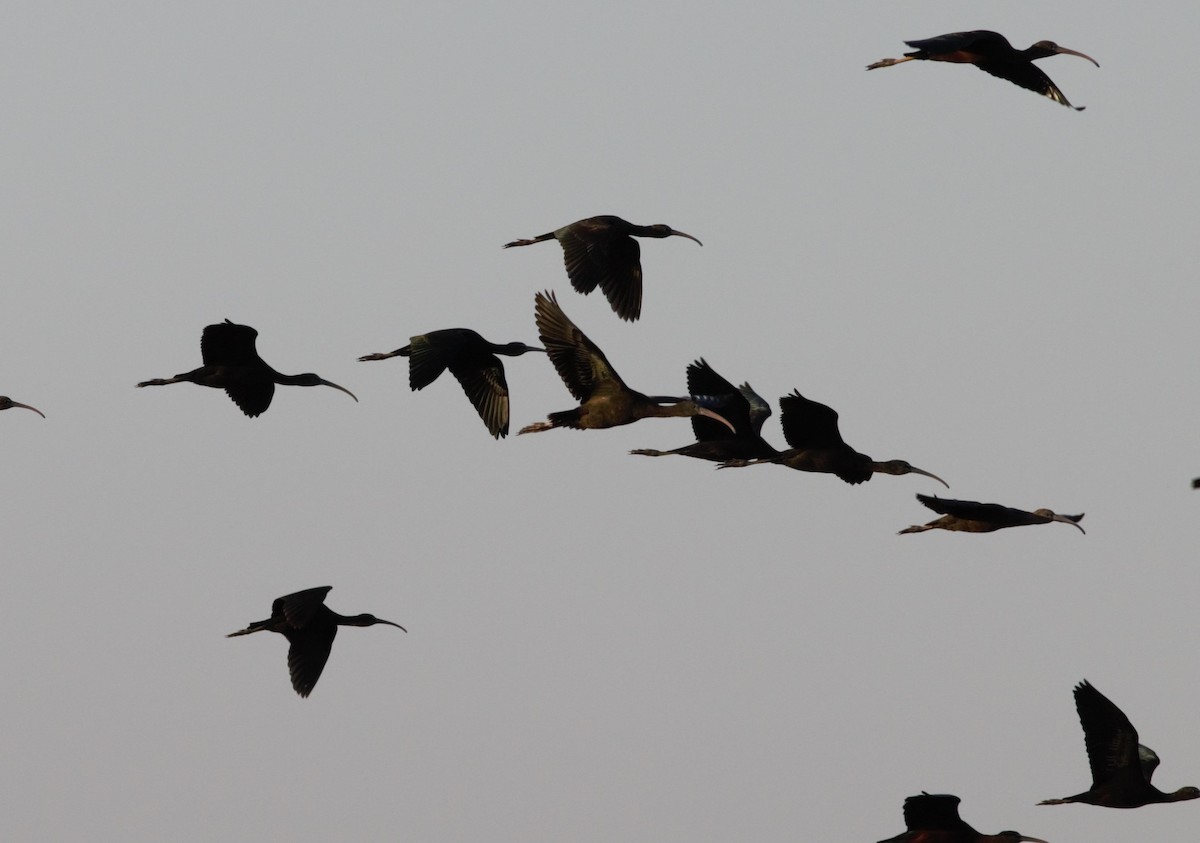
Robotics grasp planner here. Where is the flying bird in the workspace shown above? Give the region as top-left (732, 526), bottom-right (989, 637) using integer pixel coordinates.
top-left (630, 358), bottom-right (778, 462)
top-left (358, 328), bottom-right (544, 438)
top-left (518, 291), bottom-right (734, 435)
top-left (867, 30), bottom-right (1098, 110)
top-left (137, 319), bottom-right (357, 417)
top-left (1038, 680), bottom-right (1199, 808)
top-left (503, 215), bottom-right (702, 321)
top-left (227, 586), bottom-right (406, 698)
top-left (878, 792), bottom-right (1049, 843)
top-left (719, 390), bottom-right (947, 487)
top-left (0, 396), bottom-right (45, 418)
top-left (900, 495), bottom-right (1084, 534)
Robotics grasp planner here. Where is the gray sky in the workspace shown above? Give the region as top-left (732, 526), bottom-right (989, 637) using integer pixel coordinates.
top-left (4, 2), bottom-right (1198, 840)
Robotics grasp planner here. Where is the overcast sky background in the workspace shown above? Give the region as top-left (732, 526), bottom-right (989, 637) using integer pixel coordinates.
top-left (3, 2), bottom-right (1198, 841)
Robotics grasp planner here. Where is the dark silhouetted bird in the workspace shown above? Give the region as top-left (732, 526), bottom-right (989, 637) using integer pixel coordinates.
top-left (358, 328), bottom-right (544, 438)
top-left (867, 30), bottom-right (1098, 110)
top-left (518, 291), bottom-right (733, 435)
top-left (719, 390), bottom-right (947, 487)
top-left (630, 358), bottom-right (778, 462)
top-left (879, 793), bottom-right (1049, 843)
top-left (137, 320), bottom-right (357, 417)
top-left (227, 586), bottom-right (405, 698)
top-left (503, 215), bottom-right (702, 321)
top-left (0, 396), bottom-right (45, 418)
top-left (1038, 680), bottom-right (1199, 808)
top-left (900, 494), bottom-right (1084, 534)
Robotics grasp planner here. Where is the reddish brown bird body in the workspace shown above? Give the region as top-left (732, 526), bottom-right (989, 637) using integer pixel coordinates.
top-left (358, 328), bottom-right (543, 438)
top-left (879, 793), bottom-right (1049, 843)
top-left (719, 390), bottom-right (947, 487)
top-left (137, 320), bottom-right (357, 417)
top-left (518, 292), bottom-right (733, 435)
top-left (1039, 680), bottom-right (1199, 808)
top-left (227, 586), bottom-right (405, 698)
top-left (867, 30), bottom-right (1098, 110)
top-left (900, 494), bottom-right (1084, 534)
top-left (503, 215), bottom-right (701, 321)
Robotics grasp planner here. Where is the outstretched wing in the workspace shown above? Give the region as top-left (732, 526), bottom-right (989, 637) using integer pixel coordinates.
top-left (558, 217), bottom-right (643, 321)
top-left (778, 390), bottom-right (847, 450)
top-left (534, 291), bottom-right (625, 401)
top-left (202, 320), bottom-right (259, 366)
top-left (1073, 680), bottom-right (1144, 788)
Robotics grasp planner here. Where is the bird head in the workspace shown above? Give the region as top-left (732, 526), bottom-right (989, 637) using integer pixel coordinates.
top-left (645, 224), bottom-right (703, 246)
top-left (0, 397), bottom-right (45, 417)
top-left (293, 374), bottom-right (359, 402)
top-left (502, 342), bottom-right (546, 356)
top-left (996, 833), bottom-right (1050, 843)
top-left (1032, 509), bottom-right (1086, 533)
top-left (350, 613), bottom-right (407, 631)
top-left (875, 460), bottom-right (949, 488)
top-left (1030, 40), bottom-right (1099, 66)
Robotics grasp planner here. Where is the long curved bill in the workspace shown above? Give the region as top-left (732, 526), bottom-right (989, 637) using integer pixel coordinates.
top-left (669, 229), bottom-right (703, 246)
top-left (911, 466), bottom-right (949, 489)
top-left (378, 619), bottom-right (408, 632)
top-left (1051, 513), bottom-right (1086, 534)
top-left (1007, 835), bottom-right (1050, 843)
top-left (10, 401), bottom-right (45, 418)
top-left (1056, 45), bottom-right (1099, 67)
top-left (696, 406), bottom-right (735, 433)
top-left (320, 379), bottom-right (359, 402)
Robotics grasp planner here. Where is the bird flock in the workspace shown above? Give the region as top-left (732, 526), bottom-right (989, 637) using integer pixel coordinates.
top-left (7, 25), bottom-right (1194, 841)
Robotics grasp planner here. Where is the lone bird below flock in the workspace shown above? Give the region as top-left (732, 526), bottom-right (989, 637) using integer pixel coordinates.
top-left (227, 586), bottom-right (406, 698)
top-left (518, 291), bottom-right (734, 435)
top-left (1038, 680), bottom-right (1200, 808)
top-left (503, 215), bottom-right (702, 321)
top-left (867, 30), bottom-right (1098, 110)
top-left (137, 320), bottom-right (357, 417)
top-left (358, 328), bottom-right (544, 438)
top-left (878, 792), bottom-right (1049, 843)
top-left (900, 494), bottom-right (1084, 534)
top-left (630, 358), bottom-right (778, 463)
top-left (719, 390), bottom-right (947, 487)
top-left (0, 396), bottom-right (45, 418)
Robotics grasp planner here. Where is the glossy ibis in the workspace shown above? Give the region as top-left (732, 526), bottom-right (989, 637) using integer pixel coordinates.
top-left (718, 390), bottom-right (947, 487)
top-left (879, 793), bottom-right (1049, 843)
top-left (503, 215), bottom-right (702, 321)
top-left (358, 328), bottom-right (544, 438)
top-left (517, 291), bottom-right (734, 435)
top-left (227, 586), bottom-right (405, 698)
top-left (1038, 680), bottom-right (1199, 808)
top-left (0, 396), bottom-right (45, 418)
top-left (630, 358), bottom-right (778, 462)
top-left (137, 319), bottom-right (357, 417)
top-left (900, 494), bottom-right (1084, 534)
top-left (867, 30), bottom-right (1098, 110)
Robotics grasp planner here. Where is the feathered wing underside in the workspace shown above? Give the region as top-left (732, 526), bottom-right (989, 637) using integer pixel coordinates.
top-left (915, 494), bottom-right (1041, 527)
top-left (534, 291), bottom-right (625, 401)
top-left (224, 374), bottom-right (274, 418)
top-left (686, 358), bottom-right (748, 441)
top-left (449, 357), bottom-right (509, 438)
top-left (285, 624), bottom-right (337, 698)
top-left (273, 586), bottom-right (334, 628)
top-left (558, 219), bottom-right (643, 321)
top-left (201, 320), bottom-right (259, 366)
top-left (976, 59), bottom-right (1074, 107)
top-left (778, 391), bottom-right (848, 450)
top-left (740, 383), bottom-right (772, 434)
top-left (404, 335), bottom-right (452, 391)
top-left (1074, 680), bottom-right (1143, 787)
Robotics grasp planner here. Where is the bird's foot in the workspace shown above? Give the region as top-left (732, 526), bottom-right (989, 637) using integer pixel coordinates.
top-left (357, 352), bottom-right (397, 362)
top-left (716, 459), bottom-right (751, 470)
top-left (866, 57), bottom-right (904, 70)
top-left (136, 378), bottom-right (172, 387)
top-left (517, 421), bottom-right (553, 435)
top-left (502, 239), bottom-right (538, 249)
top-left (629, 449), bottom-right (666, 457)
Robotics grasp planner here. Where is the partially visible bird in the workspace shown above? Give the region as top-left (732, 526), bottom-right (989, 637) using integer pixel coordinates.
top-left (1038, 680), bottom-right (1200, 808)
top-left (227, 586), bottom-right (405, 698)
top-left (518, 291), bottom-right (734, 435)
top-left (137, 320), bottom-right (357, 417)
top-left (879, 793), bottom-right (1050, 843)
top-left (719, 390), bottom-right (947, 487)
top-left (867, 30), bottom-right (1098, 110)
top-left (630, 358), bottom-right (778, 462)
top-left (358, 328), bottom-right (544, 438)
top-left (900, 494), bottom-right (1084, 534)
top-left (503, 215), bottom-right (702, 321)
top-left (0, 396), bottom-right (45, 418)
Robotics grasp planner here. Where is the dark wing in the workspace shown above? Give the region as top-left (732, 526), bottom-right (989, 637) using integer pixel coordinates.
top-left (273, 586), bottom-right (334, 629)
top-left (1074, 680), bottom-right (1144, 788)
top-left (975, 59), bottom-right (1077, 108)
top-left (202, 320), bottom-right (259, 366)
top-left (686, 358), bottom-right (749, 442)
top-left (904, 30), bottom-right (1009, 56)
top-left (448, 354), bottom-right (510, 438)
top-left (285, 623), bottom-right (337, 698)
top-left (914, 495), bottom-right (1043, 527)
top-left (778, 390), bottom-right (848, 450)
top-left (558, 218), bottom-right (643, 321)
top-left (534, 290), bottom-right (625, 401)
top-left (901, 793), bottom-right (974, 833)
top-left (404, 332), bottom-right (456, 391)
top-left (223, 374), bottom-right (274, 418)
top-left (1139, 744), bottom-right (1161, 782)
top-left (739, 382), bottom-right (772, 435)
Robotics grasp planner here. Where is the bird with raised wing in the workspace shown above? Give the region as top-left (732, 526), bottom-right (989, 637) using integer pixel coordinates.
top-left (137, 319), bottom-right (357, 417)
top-left (503, 215), bottom-right (702, 321)
top-left (227, 586), bottom-right (405, 698)
top-left (900, 495), bottom-right (1083, 534)
top-left (359, 328), bottom-right (543, 438)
